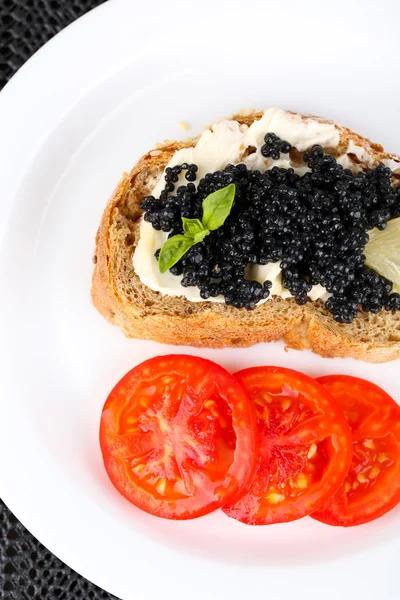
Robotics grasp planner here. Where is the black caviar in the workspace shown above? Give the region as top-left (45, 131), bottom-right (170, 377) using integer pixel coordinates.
top-left (140, 135), bottom-right (400, 322)
top-left (261, 132), bottom-right (292, 159)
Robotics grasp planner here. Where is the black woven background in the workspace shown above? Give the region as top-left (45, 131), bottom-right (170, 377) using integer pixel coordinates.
top-left (0, 4), bottom-right (121, 598)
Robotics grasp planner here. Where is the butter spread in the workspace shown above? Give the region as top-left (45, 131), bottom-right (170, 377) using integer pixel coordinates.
top-left (383, 157), bottom-right (400, 173)
top-left (133, 108), bottom-right (375, 305)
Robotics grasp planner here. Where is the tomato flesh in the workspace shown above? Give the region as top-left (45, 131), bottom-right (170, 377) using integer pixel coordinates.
top-left (223, 367), bottom-right (352, 525)
top-left (100, 355), bottom-right (258, 519)
top-left (312, 375), bottom-right (400, 526)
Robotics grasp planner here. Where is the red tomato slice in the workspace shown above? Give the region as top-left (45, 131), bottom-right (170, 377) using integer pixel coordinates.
top-left (100, 355), bottom-right (258, 520)
top-left (312, 375), bottom-right (400, 527)
top-left (223, 367), bottom-right (352, 525)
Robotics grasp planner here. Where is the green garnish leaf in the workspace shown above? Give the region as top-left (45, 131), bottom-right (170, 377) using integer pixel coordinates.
top-left (158, 235), bottom-right (194, 274)
top-left (202, 183), bottom-right (236, 231)
top-left (157, 183), bottom-right (235, 274)
top-left (193, 229), bottom-right (210, 244)
top-left (182, 218), bottom-right (206, 238)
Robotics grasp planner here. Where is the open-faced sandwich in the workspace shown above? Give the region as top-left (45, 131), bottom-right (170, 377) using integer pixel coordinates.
top-left (92, 108), bottom-right (400, 362)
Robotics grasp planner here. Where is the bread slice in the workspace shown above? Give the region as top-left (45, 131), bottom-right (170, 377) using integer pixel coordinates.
top-left (92, 110), bottom-right (400, 362)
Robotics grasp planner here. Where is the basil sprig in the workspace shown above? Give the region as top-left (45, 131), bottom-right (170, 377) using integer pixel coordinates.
top-left (158, 183), bottom-right (236, 274)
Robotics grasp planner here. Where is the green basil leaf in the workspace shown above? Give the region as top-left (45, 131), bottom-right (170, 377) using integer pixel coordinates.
top-left (193, 229), bottom-right (210, 244)
top-left (158, 235), bottom-right (194, 274)
top-left (202, 183), bottom-right (236, 231)
top-left (182, 218), bottom-right (205, 238)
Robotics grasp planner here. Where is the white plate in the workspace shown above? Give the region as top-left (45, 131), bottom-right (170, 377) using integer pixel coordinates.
top-left (0, 1), bottom-right (399, 598)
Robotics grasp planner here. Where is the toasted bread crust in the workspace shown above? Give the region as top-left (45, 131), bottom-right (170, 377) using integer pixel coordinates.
top-left (92, 110), bottom-right (400, 362)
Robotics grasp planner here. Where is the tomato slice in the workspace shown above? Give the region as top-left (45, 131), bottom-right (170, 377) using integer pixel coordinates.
top-left (100, 355), bottom-right (258, 520)
top-left (312, 375), bottom-right (400, 527)
top-left (223, 367), bottom-right (352, 525)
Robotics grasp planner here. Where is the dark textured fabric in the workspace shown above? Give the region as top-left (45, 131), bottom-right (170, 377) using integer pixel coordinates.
top-left (0, 500), bottom-right (119, 599)
top-left (0, 0), bottom-right (106, 90)
top-left (0, 3), bottom-right (120, 598)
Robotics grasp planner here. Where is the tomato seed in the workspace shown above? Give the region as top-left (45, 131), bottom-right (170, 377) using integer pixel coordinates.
top-left (156, 478), bottom-right (167, 495)
top-left (369, 466), bottom-right (380, 479)
top-left (307, 443), bottom-right (317, 459)
top-left (268, 493), bottom-right (285, 504)
top-left (296, 474), bottom-right (309, 489)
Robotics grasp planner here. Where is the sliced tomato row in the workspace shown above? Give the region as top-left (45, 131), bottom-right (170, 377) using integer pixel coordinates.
top-left (99, 356), bottom-right (400, 527)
